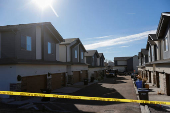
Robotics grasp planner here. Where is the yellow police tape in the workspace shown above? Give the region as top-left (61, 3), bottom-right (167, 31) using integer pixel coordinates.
top-left (0, 91), bottom-right (170, 105)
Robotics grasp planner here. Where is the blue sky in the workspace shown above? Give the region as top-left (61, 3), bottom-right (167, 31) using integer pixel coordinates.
top-left (0, 0), bottom-right (169, 61)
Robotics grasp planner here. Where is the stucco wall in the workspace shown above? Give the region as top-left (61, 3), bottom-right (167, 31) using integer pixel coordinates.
top-left (88, 67), bottom-right (103, 80)
top-left (71, 65), bottom-right (88, 72)
top-left (0, 64), bottom-right (67, 98)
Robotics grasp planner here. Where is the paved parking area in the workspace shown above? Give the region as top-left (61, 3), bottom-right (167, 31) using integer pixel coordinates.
top-left (36, 75), bottom-right (140, 113)
top-left (0, 75), bottom-right (141, 113)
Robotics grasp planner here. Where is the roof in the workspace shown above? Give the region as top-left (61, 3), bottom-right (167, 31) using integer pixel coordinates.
top-left (148, 34), bottom-right (157, 41)
top-left (138, 52), bottom-right (142, 58)
top-left (98, 53), bottom-right (105, 60)
top-left (60, 38), bottom-right (78, 45)
top-left (60, 38), bottom-right (86, 52)
top-left (0, 22), bottom-right (64, 42)
top-left (141, 49), bottom-right (148, 55)
top-left (114, 57), bottom-right (131, 61)
top-left (84, 50), bottom-right (99, 57)
top-left (156, 12), bottom-right (170, 39)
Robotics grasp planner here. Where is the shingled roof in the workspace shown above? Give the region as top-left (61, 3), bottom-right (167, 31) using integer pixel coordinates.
top-left (85, 50), bottom-right (99, 57)
top-left (60, 38), bottom-right (78, 45)
top-left (0, 22), bottom-right (64, 42)
top-left (98, 53), bottom-right (105, 59)
top-left (148, 34), bottom-right (157, 41)
top-left (141, 49), bottom-right (148, 55)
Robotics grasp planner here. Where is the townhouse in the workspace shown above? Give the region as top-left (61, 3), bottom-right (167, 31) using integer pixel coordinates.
top-left (137, 49), bottom-right (148, 78)
top-left (113, 55), bottom-right (138, 74)
top-left (84, 50), bottom-right (105, 80)
top-left (59, 38), bottom-right (88, 84)
top-left (138, 12), bottom-right (170, 95)
top-left (0, 22), bottom-right (69, 98)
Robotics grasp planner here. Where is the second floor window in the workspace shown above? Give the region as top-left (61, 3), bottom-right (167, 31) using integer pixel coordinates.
top-left (81, 52), bottom-right (83, 59)
top-left (75, 50), bottom-right (77, 58)
top-left (48, 42), bottom-right (51, 54)
top-left (21, 35), bottom-right (31, 51)
top-left (164, 37), bottom-right (168, 51)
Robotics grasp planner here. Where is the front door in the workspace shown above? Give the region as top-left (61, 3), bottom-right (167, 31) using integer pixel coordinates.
top-left (156, 72), bottom-right (160, 88)
top-left (149, 71), bottom-right (151, 83)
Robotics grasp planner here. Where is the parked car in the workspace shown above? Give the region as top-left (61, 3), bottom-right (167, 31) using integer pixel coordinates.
top-left (106, 69), bottom-right (118, 77)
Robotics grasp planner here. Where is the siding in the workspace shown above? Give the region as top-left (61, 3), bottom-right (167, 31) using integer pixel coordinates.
top-left (71, 45), bottom-right (78, 62)
top-left (79, 46), bottom-right (84, 63)
top-left (133, 55), bottom-right (139, 73)
top-left (117, 61), bottom-right (127, 65)
top-left (43, 28), bottom-right (57, 61)
top-left (1, 31), bottom-right (15, 58)
top-left (16, 26), bottom-right (36, 60)
top-left (59, 45), bottom-right (66, 62)
top-left (163, 24), bottom-right (170, 60)
top-left (86, 56), bottom-right (92, 65)
top-left (127, 57), bottom-right (133, 72)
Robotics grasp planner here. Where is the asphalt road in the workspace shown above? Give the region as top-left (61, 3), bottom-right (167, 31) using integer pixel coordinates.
top-left (37, 75), bottom-right (141, 113)
top-left (0, 75), bottom-right (141, 113)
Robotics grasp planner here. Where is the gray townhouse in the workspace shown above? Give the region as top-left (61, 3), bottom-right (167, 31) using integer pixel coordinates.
top-left (59, 38), bottom-right (88, 83)
top-left (139, 12), bottom-right (170, 96)
top-left (84, 50), bottom-right (105, 80)
top-left (98, 53), bottom-right (105, 67)
top-left (113, 56), bottom-right (138, 74)
top-left (0, 22), bottom-right (68, 98)
top-left (137, 49), bottom-right (148, 79)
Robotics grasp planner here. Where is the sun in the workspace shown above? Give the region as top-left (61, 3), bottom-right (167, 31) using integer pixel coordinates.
top-left (34, 0), bottom-right (53, 9)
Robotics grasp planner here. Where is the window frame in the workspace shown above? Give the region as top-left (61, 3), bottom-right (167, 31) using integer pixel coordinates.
top-left (81, 52), bottom-right (83, 59)
top-left (48, 42), bottom-right (52, 54)
top-left (75, 50), bottom-right (77, 58)
top-left (21, 35), bottom-right (32, 51)
top-left (26, 36), bottom-right (32, 51)
top-left (164, 36), bottom-right (168, 52)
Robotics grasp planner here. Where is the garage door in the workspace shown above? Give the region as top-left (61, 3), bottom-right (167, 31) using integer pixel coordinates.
top-left (73, 71), bottom-right (80, 83)
top-left (51, 73), bottom-right (66, 90)
top-left (81, 70), bottom-right (88, 81)
top-left (21, 74), bottom-right (47, 93)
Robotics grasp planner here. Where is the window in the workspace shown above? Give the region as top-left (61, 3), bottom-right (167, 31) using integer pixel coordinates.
top-left (164, 37), bottom-right (168, 51)
top-left (21, 35), bottom-right (31, 51)
top-left (26, 36), bottom-right (31, 51)
top-left (75, 50), bottom-right (77, 58)
top-left (81, 52), bottom-right (83, 59)
top-left (151, 46), bottom-right (154, 61)
top-left (48, 42), bottom-right (51, 54)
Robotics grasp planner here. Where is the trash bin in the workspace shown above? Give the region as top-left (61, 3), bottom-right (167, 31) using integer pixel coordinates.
top-left (91, 77), bottom-right (94, 82)
top-left (138, 88), bottom-right (149, 101)
top-left (84, 79), bottom-right (88, 85)
top-left (136, 79), bottom-right (142, 89)
top-left (145, 84), bottom-right (149, 89)
top-left (40, 89), bottom-right (51, 101)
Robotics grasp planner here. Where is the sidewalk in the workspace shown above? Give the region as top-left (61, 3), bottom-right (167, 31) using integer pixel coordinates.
top-left (133, 79), bottom-right (170, 113)
top-left (147, 83), bottom-right (170, 113)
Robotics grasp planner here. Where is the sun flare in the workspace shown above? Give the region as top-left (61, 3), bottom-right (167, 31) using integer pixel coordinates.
top-left (34, 0), bottom-right (52, 9)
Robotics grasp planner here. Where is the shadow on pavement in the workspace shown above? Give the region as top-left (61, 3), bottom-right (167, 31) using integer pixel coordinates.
top-left (53, 78), bottom-right (126, 106)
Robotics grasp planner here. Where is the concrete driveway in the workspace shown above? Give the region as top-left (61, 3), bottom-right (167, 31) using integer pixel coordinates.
top-left (35, 75), bottom-right (141, 113)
